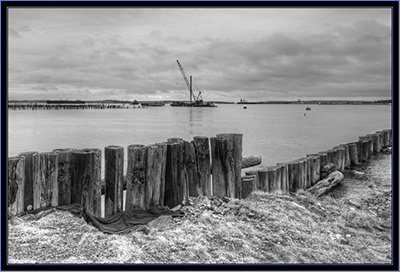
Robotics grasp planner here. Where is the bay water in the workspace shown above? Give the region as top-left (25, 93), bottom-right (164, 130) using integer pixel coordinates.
top-left (8, 104), bottom-right (392, 175)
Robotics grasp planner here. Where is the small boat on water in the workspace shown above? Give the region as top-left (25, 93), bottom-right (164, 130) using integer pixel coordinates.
top-left (306, 107), bottom-right (311, 111)
top-left (172, 60), bottom-right (217, 108)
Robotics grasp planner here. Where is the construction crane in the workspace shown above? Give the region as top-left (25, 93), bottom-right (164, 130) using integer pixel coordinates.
top-left (176, 60), bottom-right (203, 103)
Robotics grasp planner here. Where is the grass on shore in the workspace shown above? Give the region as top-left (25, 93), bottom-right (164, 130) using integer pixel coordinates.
top-left (7, 188), bottom-right (391, 264)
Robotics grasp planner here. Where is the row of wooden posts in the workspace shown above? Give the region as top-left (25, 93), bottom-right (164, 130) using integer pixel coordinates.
top-left (8, 134), bottom-right (244, 218)
top-left (241, 128), bottom-right (392, 198)
top-left (8, 129), bottom-right (392, 218)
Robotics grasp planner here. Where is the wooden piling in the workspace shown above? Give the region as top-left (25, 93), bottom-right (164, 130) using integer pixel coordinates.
top-left (245, 170), bottom-right (259, 190)
top-left (70, 149), bottom-right (101, 217)
top-left (18, 151), bottom-right (38, 211)
top-left (359, 140), bottom-right (370, 162)
top-left (306, 155), bottom-right (320, 186)
top-left (146, 144), bottom-right (167, 209)
top-left (105, 145), bottom-right (124, 217)
top-left (125, 144), bottom-right (147, 211)
top-left (276, 163), bottom-right (289, 193)
top-left (334, 147), bottom-right (345, 172)
top-left (287, 160), bottom-right (298, 192)
top-left (33, 152), bottom-right (58, 209)
top-left (242, 175), bottom-right (256, 198)
top-left (52, 149), bottom-right (74, 206)
top-left (8, 156), bottom-right (25, 216)
top-left (183, 141), bottom-right (200, 197)
top-left (266, 166), bottom-right (279, 193)
top-left (375, 131), bottom-right (384, 152)
top-left (347, 143), bottom-right (359, 166)
top-left (317, 152), bottom-right (328, 168)
top-left (257, 169), bottom-right (269, 192)
top-left (211, 133), bottom-right (243, 198)
top-left (367, 134), bottom-right (380, 154)
top-left (164, 141), bottom-right (184, 208)
top-left (382, 129), bottom-right (390, 148)
top-left (193, 136), bottom-right (212, 196)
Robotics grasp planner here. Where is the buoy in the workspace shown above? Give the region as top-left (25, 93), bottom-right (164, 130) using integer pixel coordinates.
top-left (243, 106), bottom-right (247, 109)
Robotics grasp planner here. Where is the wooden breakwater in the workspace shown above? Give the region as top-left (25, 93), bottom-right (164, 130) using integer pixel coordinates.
top-left (7, 129), bottom-right (392, 218)
top-left (8, 133), bottom-right (260, 217)
top-left (241, 128), bottom-right (392, 198)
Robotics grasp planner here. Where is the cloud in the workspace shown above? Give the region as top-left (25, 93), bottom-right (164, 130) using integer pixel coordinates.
top-left (8, 9), bottom-right (392, 101)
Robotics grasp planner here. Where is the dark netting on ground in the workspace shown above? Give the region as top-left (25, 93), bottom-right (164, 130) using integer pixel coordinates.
top-left (17, 203), bottom-right (184, 234)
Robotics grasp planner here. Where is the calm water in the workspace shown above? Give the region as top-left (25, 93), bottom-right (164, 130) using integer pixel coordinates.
top-left (8, 104), bottom-right (392, 175)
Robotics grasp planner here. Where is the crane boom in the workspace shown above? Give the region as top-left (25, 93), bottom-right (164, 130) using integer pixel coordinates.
top-left (176, 60), bottom-right (198, 102)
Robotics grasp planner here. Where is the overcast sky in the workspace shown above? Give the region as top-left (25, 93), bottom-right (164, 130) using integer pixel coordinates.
top-left (8, 8), bottom-right (392, 102)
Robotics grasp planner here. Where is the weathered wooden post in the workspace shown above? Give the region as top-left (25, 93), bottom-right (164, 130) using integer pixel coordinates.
top-left (167, 139), bottom-right (190, 206)
top-left (326, 149), bottom-right (338, 170)
top-left (317, 152), bottom-right (328, 171)
top-left (360, 136), bottom-right (374, 155)
top-left (146, 144), bottom-right (167, 209)
top-left (347, 143), bottom-right (359, 166)
top-left (257, 169), bottom-right (269, 192)
top-left (375, 131), bottom-right (384, 152)
top-left (33, 152), bottom-right (58, 209)
top-left (306, 154), bottom-right (320, 186)
top-left (276, 163), bottom-right (289, 193)
top-left (359, 140), bottom-right (370, 162)
top-left (193, 136), bottom-right (211, 196)
top-left (126, 144), bottom-right (147, 211)
top-left (266, 166), bottom-right (279, 193)
top-left (298, 158), bottom-right (309, 189)
top-left (8, 156), bottom-right (25, 216)
top-left (367, 134), bottom-right (380, 154)
top-left (287, 160), bottom-right (298, 192)
top-left (70, 149), bottom-right (102, 217)
top-left (164, 141), bottom-right (183, 208)
top-left (388, 129), bottom-right (392, 146)
top-left (105, 145), bottom-right (124, 217)
top-left (242, 175), bottom-right (256, 198)
top-left (334, 147), bottom-right (345, 172)
top-left (382, 130), bottom-right (390, 148)
top-left (210, 133), bottom-right (242, 198)
top-left (342, 144), bottom-right (351, 169)
top-left (53, 149), bottom-right (74, 206)
top-left (184, 141), bottom-right (200, 197)
top-left (245, 170), bottom-right (259, 190)
top-left (19, 151), bottom-right (38, 211)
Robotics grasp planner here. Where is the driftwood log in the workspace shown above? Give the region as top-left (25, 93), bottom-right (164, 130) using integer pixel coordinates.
top-left (320, 163), bottom-right (336, 179)
top-left (307, 170), bottom-right (344, 197)
top-left (241, 155), bottom-right (262, 169)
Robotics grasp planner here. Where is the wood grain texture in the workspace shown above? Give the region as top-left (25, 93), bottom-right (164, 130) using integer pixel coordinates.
top-left (8, 156), bottom-right (25, 216)
top-left (126, 144), bottom-right (147, 211)
top-left (53, 148), bottom-right (74, 206)
top-left (18, 151), bottom-right (37, 211)
top-left (33, 152), bottom-right (58, 209)
top-left (193, 136), bottom-right (211, 196)
top-left (105, 145), bottom-right (124, 217)
top-left (146, 144), bottom-right (167, 209)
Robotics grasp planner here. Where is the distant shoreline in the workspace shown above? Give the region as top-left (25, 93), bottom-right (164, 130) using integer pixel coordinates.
top-left (8, 99), bottom-right (392, 106)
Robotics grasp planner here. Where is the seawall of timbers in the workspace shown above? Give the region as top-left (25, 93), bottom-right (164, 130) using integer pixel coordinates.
top-left (8, 129), bottom-right (391, 218)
